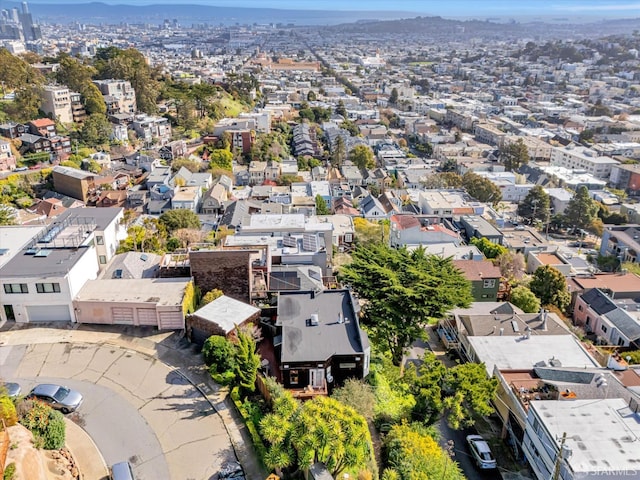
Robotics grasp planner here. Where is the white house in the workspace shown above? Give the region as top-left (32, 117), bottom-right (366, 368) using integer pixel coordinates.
top-left (523, 398), bottom-right (640, 480)
top-left (0, 208), bottom-right (126, 323)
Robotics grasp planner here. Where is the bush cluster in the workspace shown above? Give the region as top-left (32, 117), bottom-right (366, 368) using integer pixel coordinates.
top-left (19, 400), bottom-right (66, 450)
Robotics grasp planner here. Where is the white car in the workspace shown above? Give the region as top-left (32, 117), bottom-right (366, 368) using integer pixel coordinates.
top-left (466, 434), bottom-right (497, 470)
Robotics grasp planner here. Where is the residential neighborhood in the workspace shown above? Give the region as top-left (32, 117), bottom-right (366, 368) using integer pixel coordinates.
top-left (1, 2), bottom-right (640, 480)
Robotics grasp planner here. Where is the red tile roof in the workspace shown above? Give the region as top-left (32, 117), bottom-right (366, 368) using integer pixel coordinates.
top-left (29, 118), bottom-right (56, 128)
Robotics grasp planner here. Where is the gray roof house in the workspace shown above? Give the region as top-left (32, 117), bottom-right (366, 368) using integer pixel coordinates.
top-left (274, 290), bottom-right (370, 395)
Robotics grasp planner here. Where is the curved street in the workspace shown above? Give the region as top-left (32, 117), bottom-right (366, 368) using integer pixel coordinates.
top-left (0, 326), bottom-right (249, 480)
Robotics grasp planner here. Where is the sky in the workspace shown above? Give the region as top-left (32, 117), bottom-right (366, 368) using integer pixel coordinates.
top-left (20, 0), bottom-right (640, 17)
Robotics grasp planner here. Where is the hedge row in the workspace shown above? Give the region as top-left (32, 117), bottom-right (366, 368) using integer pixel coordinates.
top-left (230, 387), bottom-right (267, 463)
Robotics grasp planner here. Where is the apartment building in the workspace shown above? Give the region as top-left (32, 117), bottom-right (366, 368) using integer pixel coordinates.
top-left (550, 145), bottom-right (619, 180)
top-left (93, 79), bottom-right (137, 115)
top-left (40, 85), bottom-right (73, 124)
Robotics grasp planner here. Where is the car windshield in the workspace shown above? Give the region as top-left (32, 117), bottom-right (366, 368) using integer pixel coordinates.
top-left (53, 387), bottom-right (70, 402)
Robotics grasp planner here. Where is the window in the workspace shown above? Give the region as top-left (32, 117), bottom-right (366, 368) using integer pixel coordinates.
top-left (289, 370), bottom-right (299, 385)
top-left (36, 283), bottom-right (61, 293)
top-left (96, 235), bottom-right (104, 245)
top-left (3, 283), bottom-right (28, 294)
top-left (601, 325), bottom-right (608, 334)
top-left (99, 255), bottom-right (107, 264)
top-left (586, 316), bottom-right (591, 326)
top-left (483, 279), bottom-right (496, 289)
top-left (578, 305), bottom-right (583, 311)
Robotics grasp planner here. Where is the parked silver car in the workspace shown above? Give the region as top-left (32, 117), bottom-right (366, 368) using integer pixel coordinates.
top-left (1, 382), bottom-right (21, 399)
top-left (27, 384), bottom-right (83, 414)
top-left (466, 434), bottom-right (497, 470)
top-left (110, 461), bottom-right (135, 480)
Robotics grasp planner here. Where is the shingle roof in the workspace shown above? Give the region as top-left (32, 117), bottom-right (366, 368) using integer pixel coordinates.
top-left (580, 288), bottom-right (617, 315)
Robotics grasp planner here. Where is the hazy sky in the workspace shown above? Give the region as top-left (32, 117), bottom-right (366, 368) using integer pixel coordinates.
top-left (22, 0), bottom-right (640, 17)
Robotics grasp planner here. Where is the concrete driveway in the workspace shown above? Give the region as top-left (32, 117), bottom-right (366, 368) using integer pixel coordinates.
top-left (0, 341), bottom-right (236, 480)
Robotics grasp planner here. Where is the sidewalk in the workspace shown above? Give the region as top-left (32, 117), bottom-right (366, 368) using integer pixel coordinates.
top-left (64, 418), bottom-right (109, 480)
top-left (0, 323), bottom-right (268, 480)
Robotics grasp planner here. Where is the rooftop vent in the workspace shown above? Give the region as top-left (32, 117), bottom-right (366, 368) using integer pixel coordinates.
top-left (309, 313), bottom-right (319, 326)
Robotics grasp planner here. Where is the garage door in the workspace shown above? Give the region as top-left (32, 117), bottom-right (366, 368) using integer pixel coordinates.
top-left (137, 308), bottom-right (158, 326)
top-left (26, 305), bottom-right (72, 322)
top-left (158, 311), bottom-right (184, 330)
top-left (112, 307), bottom-right (134, 324)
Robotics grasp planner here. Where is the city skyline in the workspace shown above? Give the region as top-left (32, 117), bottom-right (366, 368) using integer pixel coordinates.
top-left (10, 0), bottom-right (640, 18)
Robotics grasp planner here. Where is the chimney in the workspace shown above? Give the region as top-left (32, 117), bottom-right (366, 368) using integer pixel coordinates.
top-left (499, 327), bottom-right (504, 336)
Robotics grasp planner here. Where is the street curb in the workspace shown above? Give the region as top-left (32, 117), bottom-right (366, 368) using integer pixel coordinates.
top-left (64, 417), bottom-right (109, 480)
top-left (0, 327), bottom-right (267, 480)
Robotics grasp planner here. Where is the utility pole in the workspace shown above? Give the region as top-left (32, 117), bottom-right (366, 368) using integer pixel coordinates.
top-left (552, 432), bottom-right (567, 480)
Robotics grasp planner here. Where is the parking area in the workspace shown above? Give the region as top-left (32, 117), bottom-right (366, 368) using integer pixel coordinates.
top-left (0, 341), bottom-right (237, 480)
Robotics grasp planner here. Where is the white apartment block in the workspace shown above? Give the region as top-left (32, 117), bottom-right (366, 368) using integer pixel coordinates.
top-left (40, 85), bottom-right (73, 124)
top-left (551, 145), bottom-right (619, 180)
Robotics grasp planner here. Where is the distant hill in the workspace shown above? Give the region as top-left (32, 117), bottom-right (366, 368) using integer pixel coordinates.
top-left (3, 2), bottom-right (418, 25)
top-left (327, 15), bottom-right (640, 39)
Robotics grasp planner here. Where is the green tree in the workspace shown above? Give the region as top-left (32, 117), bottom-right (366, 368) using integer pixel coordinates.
top-left (462, 171), bottom-right (502, 205)
top-left (234, 329), bottom-right (261, 393)
top-left (292, 397), bottom-right (373, 477)
top-left (501, 138), bottom-right (530, 171)
top-left (0, 49), bottom-right (44, 108)
top-left (208, 148), bottom-right (233, 171)
top-left (469, 237), bottom-right (507, 259)
top-left (0, 396), bottom-right (17, 427)
top-left (331, 135), bottom-right (347, 168)
top-left (510, 285), bottom-right (541, 313)
top-left (349, 144), bottom-right (375, 170)
top-left (341, 119), bottom-right (360, 137)
top-left (339, 244), bottom-right (472, 365)
top-left (79, 113), bottom-right (112, 146)
top-left (564, 186), bottom-right (599, 231)
top-left (529, 265), bottom-right (571, 312)
top-left (422, 172), bottom-right (462, 189)
top-left (171, 157), bottom-right (202, 173)
top-left (158, 209), bottom-right (201, 233)
top-left (440, 158), bottom-right (458, 173)
top-left (19, 401), bottom-right (66, 450)
top-left (518, 185), bottom-right (551, 225)
top-left (407, 352), bottom-right (497, 429)
top-left (202, 335), bottom-right (236, 371)
top-left (335, 99), bottom-right (347, 118)
top-left (389, 87), bottom-right (399, 105)
top-left (0, 206), bottom-right (16, 225)
top-left (55, 53), bottom-right (106, 115)
top-left (331, 379), bottom-right (376, 421)
top-left (200, 289), bottom-right (224, 306)
top-left (315, 194), bottom-right (330, 215)
top-left (383, 425), bottom-right (463, 480)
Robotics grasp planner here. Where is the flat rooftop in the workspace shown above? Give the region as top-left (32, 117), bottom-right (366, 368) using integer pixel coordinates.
top-left (74, 278), bottom-right (190, 306)
top-left (467, 335), bottom-right (599, 375)
top-left (0, 225), bottom-right (45, 268)
top-left (192, 295), bottom-right (260, 334)
top-left (277, 290), bottom-right (368, 363)
top-left (529, 398), bottom-right (640, 475)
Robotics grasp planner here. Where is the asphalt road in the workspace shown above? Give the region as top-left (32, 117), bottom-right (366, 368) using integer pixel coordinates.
top-left (0, 341), bottom-right (236, 480)
top-left (438, 418), bottom-right (503, 480)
